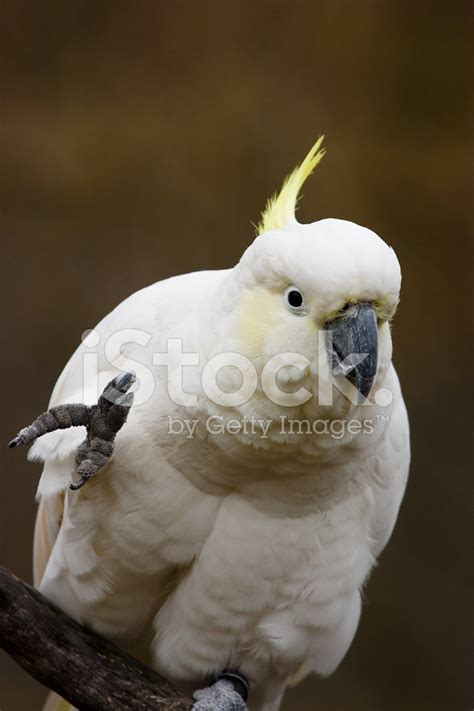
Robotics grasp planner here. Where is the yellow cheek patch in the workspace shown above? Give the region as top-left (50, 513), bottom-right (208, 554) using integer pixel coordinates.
top-left (236, 288), bottom-right (318, 361)
top-left (236, 287), bottom-right (281, 359)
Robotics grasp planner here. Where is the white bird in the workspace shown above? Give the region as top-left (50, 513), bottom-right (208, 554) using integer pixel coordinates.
top-left (21, 138), bottom-right (410, 711)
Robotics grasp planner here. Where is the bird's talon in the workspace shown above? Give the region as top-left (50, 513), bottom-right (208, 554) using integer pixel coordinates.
top-left (101, 371), bottom-right (137, 405)
top-left (69, 476), bottom-right (89, 491)
top-left (113, 370), bottom-right (136, 392)
top-left (114, 391), bottom-right (134, 408)
top-left (8, 435), bottom-right (22, 449)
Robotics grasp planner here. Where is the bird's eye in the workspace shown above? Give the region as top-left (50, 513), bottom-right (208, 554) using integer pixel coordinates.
top-left (285, 286), bottom-right (305, 312)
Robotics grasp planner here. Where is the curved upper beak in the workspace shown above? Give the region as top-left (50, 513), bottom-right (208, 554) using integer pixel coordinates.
top-left (324, 302), bottom-right (378, 400)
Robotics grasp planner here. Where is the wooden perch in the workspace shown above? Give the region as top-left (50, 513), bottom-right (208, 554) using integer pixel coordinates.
top-left (0, 565), bottom-right (193, 710)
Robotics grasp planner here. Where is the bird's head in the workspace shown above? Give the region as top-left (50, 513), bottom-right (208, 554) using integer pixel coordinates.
top-left (216, 138), bottom-right (401, 424)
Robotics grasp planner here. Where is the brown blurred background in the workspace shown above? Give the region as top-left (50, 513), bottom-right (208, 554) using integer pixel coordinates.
top-left (0, 2), bottom-right (472, 709)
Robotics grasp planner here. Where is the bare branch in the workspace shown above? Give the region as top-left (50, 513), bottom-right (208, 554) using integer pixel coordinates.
top-left (0, 565), bottom-right (193, 710)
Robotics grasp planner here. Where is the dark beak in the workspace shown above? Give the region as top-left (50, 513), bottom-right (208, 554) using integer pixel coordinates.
top-left (325, 302), bottom-right (378, 400)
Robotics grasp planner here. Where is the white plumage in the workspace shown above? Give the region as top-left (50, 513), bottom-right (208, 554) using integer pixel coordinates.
top-left (31, 142), bottom-right (410, 711)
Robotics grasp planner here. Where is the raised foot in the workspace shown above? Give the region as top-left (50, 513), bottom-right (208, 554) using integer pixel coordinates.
top-left (8, 371), bottom-right (136, 491)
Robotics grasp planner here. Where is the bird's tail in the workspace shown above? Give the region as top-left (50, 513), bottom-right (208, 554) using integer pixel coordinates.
top-left (42, 691), bottom-right (75, 711)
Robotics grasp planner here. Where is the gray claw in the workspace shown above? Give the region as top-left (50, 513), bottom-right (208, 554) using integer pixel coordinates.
top-left (101, 371), bottom-right (136, 405)
top-left (8, 435), bottom-right (22, 448)
top-left (114, 391), bottom-right (134, 407)
top-left (113, 370), bottom-right (136, 393)
top-left (69, 475), bottom-right (89, 491)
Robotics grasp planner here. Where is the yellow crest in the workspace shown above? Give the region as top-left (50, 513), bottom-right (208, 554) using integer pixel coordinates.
top-left (257, 136), bottom-right (325, 235)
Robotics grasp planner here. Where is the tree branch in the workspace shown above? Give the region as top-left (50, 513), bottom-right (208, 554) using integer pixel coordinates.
top-left (0, 565), bottom-right (193, 710)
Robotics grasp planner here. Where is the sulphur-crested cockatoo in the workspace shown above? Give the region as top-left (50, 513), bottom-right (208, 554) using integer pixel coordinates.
top-left (12, 137), bottom-right (410, 711)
